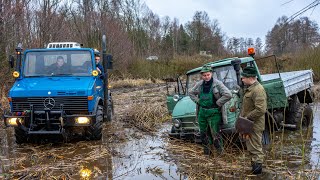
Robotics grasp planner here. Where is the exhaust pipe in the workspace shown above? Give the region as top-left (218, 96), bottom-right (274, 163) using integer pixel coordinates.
top-left (231, 58), bottom-right (243, 87)
top-left (102, 35), bottom-right (108, 118)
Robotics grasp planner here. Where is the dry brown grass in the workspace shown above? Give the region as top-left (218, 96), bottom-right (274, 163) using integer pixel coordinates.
top-left (166, 136), bottom-right (319, 179)
top-left (109, 78), bottom-right (165, 89)
top-left (0, 140), bottom-right (112, 179)
top-left (312, 83), bottom-right (320, 101)
top-left (166, 139), bottom-right (250, 179)
top-left (123, 101), bottom-right (170, 132)
top-left (0, 83), bottom-right (10, 122)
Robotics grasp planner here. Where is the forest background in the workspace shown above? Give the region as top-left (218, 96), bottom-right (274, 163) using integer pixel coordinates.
top-left (0, 0), bottom-right (319, 81)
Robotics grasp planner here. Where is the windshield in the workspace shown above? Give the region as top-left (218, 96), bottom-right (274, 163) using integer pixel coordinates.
top-left (187, 73), bottom-right (201, 93)
top-left (23, 50), bottom-right (93, 77)
top-left (187, 65), bottom-right (238, 93)
top-left (213, 65), bottom-right (238, 90)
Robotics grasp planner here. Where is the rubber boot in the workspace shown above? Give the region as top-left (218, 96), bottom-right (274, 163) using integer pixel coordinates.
top-left (252, 163), bottom-right (262, 175)
top-left (213, 138), bottom-right (223, 154)
top-left (200, 132), bottom-right (211, 155)
top-left (203, 145), bottom-right (212, 155)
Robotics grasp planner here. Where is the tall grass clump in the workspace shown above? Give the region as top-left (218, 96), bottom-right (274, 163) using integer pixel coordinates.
top-left (109, 78), bottom-right (164, 89)
top-left (124, 102), bottom-right (170, 132)
top-left (126, 55), bottom-right (217, 79)
top-left (288, 47), bottom-right (320, 81)
top-left (265, 47), bottom-right (320, 81)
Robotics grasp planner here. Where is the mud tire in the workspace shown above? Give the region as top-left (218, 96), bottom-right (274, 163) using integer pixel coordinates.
top-left (288, 103), bottom-right (313, 130)
top-left (14, 127), bottom-right (28, 144)
top-left (86, 105), bottom-right (103, 140)
top-left (106, 99), bottom-right (114, 122)
top-left (169, 126), bottom-right (179, 139)
top-left (170, 126), bottom-right (175, 134)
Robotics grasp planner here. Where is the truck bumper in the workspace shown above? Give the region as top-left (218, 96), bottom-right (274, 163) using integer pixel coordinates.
top-left (3, 113), bottom-right (96, 135)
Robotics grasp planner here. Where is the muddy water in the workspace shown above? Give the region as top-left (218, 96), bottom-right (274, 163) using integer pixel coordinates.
top-left (310, 104), bottom-right (320, 168)
top-left (0, 123), bottom-right (179, 179)
top-left (0, 95), bottom-right (320, 179)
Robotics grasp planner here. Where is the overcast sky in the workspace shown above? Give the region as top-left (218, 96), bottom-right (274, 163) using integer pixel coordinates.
top-left (143, 0), bottom-right (320, 45)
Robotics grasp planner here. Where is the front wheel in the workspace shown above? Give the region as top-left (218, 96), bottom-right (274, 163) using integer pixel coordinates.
top-left (106, 99), bottom-right (114, 122)
top-left (14, 127), bottom-right (28, 144)
top-left (86, 105), bottom-right (103, 140)
top-left (169, 126), bottom-right (179, 139)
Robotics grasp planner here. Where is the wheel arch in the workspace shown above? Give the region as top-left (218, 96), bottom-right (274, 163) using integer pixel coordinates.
top-left (297, 89), bottom-right (313, 104)
top-left (94, 97), bottom-right (104, 111)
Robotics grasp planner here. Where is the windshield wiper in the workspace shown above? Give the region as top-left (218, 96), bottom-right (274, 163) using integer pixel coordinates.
top-left (51, 73), bottom-right (73, 76)
top-left (223, 70), bottom-right (230, 84)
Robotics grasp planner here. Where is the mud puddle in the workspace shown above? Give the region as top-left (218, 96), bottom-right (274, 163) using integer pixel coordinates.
top-left (0, 122), bottom-right (181, 179)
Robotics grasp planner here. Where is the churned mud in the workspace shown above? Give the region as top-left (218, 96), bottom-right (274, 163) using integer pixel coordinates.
top-left (0, 84), bottom-right (320, 179)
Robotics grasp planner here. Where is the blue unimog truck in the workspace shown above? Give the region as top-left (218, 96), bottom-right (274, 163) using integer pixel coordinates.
top-left (3, 35), bottom-right (113, 143)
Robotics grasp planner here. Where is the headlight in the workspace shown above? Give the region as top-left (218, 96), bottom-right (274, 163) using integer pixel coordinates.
top-left (75, 117), bottom-right (90, 125)
top-left (173, 119), bottom-right (181, 128)
top-left (7, 117), bottom-right (22, 126)
top-left (173, 94), bottom-right (180, 102)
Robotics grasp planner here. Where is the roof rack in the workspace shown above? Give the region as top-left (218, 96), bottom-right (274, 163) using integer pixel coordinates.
top-left (47, 42), bottom-right (82, 48)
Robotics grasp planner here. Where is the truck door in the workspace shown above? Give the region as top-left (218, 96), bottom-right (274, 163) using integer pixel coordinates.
top-left (166, 76), bottom-right (185, 114)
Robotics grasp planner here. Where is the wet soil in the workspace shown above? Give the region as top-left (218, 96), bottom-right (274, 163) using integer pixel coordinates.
top-left (0, 84), bottom-right (320, 179)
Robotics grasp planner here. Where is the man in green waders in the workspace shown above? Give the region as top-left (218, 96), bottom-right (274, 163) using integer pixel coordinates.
top-left (190, 65), bottom-right (232, 155)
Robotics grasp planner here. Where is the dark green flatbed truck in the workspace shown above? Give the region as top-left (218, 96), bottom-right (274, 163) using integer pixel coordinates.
top-left (167, 54), bottom-right (313, 142)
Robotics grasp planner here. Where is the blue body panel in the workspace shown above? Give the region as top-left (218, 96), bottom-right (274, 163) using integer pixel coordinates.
top-left (9, 48), bottom-right (104, 113)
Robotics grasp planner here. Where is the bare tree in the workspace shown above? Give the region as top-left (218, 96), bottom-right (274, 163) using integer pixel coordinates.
top-left (186, 11), bottom-right (225, 55)
top-left (266, 16), bottom-right (320, 55)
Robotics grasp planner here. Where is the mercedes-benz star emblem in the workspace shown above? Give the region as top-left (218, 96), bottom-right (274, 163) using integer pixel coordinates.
top-left (44, 98), bottom-right (55, 109)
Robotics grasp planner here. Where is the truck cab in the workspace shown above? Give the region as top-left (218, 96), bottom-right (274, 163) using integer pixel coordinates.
top-left (4, 37), bottom-right (113, 143)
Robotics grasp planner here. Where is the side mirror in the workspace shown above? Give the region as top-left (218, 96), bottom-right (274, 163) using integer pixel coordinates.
top-left (231, 59), bottom-right (243, 87)
top-left (9, 55), bottom-right (15, 68)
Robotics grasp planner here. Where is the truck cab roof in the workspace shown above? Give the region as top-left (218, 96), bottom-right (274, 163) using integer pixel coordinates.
top-left (186, 56), bottom-right (255, 75)
top-left (25, 47), bottom-right (93, 53)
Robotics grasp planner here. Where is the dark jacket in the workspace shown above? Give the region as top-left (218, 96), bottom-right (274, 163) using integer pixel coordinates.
top-left (96, 63), bottom-right (104, 79)
top-left (48, 64), bottom-right (68, 74)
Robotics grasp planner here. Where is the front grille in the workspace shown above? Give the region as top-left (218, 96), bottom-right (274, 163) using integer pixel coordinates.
top-left (181, 117), bottom-right (197, 128)
top-left (12, 96), bottom-right (88, 112)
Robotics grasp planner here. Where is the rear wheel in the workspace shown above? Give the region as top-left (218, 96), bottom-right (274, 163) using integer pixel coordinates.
top-left (86, 105), bottom-right (103, 140)
top-left (288, 103), bottom-right (313, 130)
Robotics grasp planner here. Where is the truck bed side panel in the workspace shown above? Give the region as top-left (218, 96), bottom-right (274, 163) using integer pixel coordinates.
top-left (262, 78), bottom-right (288, 109)
top-left (261, 70), bottom-right (313, 97)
